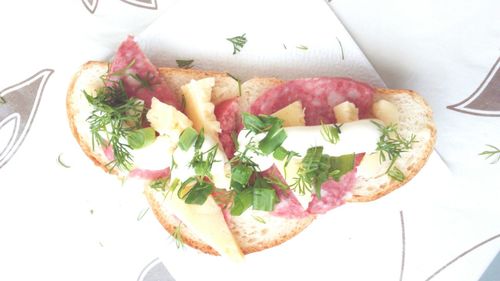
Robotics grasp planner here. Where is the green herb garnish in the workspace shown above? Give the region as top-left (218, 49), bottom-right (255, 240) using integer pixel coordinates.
top-left (226, 33), bottom-right (247, 55)
top-left (176, 59), bottom-right (194, 69)
top-left (172, 222), bottom-right (184, 248)
top-left (372, 121), bottom-right (416, 181)
top-left (480, 144), bottom-right (500, 164)
top-left (296, 45), bottom-right (308, 50)
top-left (227, 72), bottom-right (242, 97)
top-left (321, 123), bottom-right (342, 144)
top-left (129, 72), bottom-right (155, 90)
top-left (0, 96), bottom-right (5, 104)
top-left (137, 207), bottom-right (149, 221)
top-left (178, 127), bottom-right (198, 151)
top-left (85, 80), bottom-right (144, 171)
top-left (127, 127), bottom-right (156, 149)
top-left (252, 215), bottom-right (266, 224)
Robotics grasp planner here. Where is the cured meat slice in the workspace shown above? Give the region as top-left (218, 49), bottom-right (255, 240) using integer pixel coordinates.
top-left (214, 98), bottom-right (242, 158)
top-left (129, 167), bottom-right (170, 180)
top-left (307, 170), bottom-right (356, 214)
top-left (262, 166), bottom-right (309, 219)
top-left (250, 77), bottom-right (374, 125)
top-left (109, 36), bottom-right (181, 110)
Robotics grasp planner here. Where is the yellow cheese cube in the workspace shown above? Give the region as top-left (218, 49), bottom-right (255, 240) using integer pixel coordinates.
top-left (271, 101), bottom-right (305, 127)
top-left (333, 101), bottom-right (359, 123)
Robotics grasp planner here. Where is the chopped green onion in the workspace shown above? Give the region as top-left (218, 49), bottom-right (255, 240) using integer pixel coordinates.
top-left (273, 146), bottom-right (288, 160)
top-left (242, 113), bottom-right (282, 134)
top-left (230, 188), bottom-right (253, 216)
top-left (259, 125), bottom-right (287, 155)
top-left (0, 96), bottom-right (6, 104)
top-left (150, 177), bottom-right (169, 192)
top-left (184, 180), bottom-right (214, 205)
top-left (388, 166), bottom-right (405, 182)
top-left (252, 215), bottom-right (266, 224)
top-left (194, 128), bottom-right (205, 150)
top-left (127, 127), bottom-right (156, 149)
top-left (328, 153), bottom-right (355, 181)
top-left (179, 127), bottom-right (198, 151)
top-left (252, 187), bottom-right (277, 212)
top-left (321, 123), bottom-right (342, 144)
top-left (231, 164), bottom-right (253, 185)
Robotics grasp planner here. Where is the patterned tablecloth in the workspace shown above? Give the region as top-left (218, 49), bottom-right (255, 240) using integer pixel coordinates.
top-left (0, 0), bottom-right (498, 280)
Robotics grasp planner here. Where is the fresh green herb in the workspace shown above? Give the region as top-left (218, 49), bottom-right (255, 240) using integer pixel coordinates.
top-left (127, 127), bottom-right (156, 149)
top-left (264, 175), bottom-right (289, 191)
top-left (242, 113), bottom-right (283, 134)
top-left (230, 188), bottom-right (253, 216)
top-left (296, 45), bottom-right (308, 50)
top-left (178, 127), bottom-right (198, 151)
top-left (372, 121), bottom-right (416, 163)
top-left (291, 147), bottom-right (355, 198)
top-left (480, 144), bottom-right (500, 164)
top-left (129, 72), bottom-right (155, 90)
top-left (388, 166), bottom-right (405, 182)
top-left (227, 73), bottom-right (242, 97)
top-left (190, 144), bottom-right (219, 177)
top-left (57, 153), bottom-right (71, 168)
top-left (226, 33), bottom-right (247, 55)
top-left (252, 215), bottom-right (266, 224)
top-left (150, 177), bottom-right (169, 192)
top-left (321, 123), bottom-right (342, 144)
top-left (171, 154), bottom-right (177, 170)
top-left (336, 37), bottom-right (344, 60)
top-left (137, 207), bottom-right (149, 221)
top-left (184, 180), bottom-right (214, 205)
top-left (372, 121), bottom-right (417, 181)
top-left (85, 80), bottom-right (144, 171)
top-left (0, 96), bottom-right (5, 104)
top-left (253, 186), bottom-right (278, 212)
top-left (231, 164), bottom-right (253, 185)
top-left (172, 223), bottom-right (184, 248)
top-left (176, 59), bottom-right (194, 69)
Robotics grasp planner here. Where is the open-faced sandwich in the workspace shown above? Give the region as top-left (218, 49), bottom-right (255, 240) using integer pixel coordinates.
top-left (67, 36), bottom-right (436, 261)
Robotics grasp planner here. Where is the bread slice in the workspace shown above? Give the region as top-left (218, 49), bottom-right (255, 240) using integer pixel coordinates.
top-left (67, 61), bottom-right (435, 256)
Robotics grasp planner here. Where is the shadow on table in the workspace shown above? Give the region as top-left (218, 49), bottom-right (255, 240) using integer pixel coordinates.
top-left (479, 252), bottom-right (500, 281)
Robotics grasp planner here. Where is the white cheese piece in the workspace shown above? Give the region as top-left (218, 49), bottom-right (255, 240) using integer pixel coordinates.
top-left (181, 78), bottom-right (221, 142)
top-left (130, 135), bottom-right (177, 171)
top-left (333, 101), bottom-right (359, 123)
top-left (147, 97), bottom-right (192, 136)
top-left (271, 101), bottom-right (306, 127)
top-left (157, 190), bottom-right (243, 261)
top-left (372, 99), bottom-right (399, 124)
top-left (170, 134), bottom-right (231, 190)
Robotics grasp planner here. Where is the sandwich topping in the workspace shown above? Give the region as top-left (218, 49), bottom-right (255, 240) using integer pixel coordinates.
top-left (83, 37), bottom-right (416, 219)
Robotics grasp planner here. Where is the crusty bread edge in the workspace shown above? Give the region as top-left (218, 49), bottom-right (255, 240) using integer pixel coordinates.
top-left (347, 88), bottom-right (436, 202)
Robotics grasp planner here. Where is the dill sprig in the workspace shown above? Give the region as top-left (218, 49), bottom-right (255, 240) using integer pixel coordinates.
top-left (172, 222), bottom-right (184, 248)
top-left (226, 33), bottom-right (247, 55)
top-left (479, 144), bottom-right (500, 164)
top-left (372, 121), bottom-right (417, 181)
top-left (84, 80), bottom-right (144, 171)
top-left (321, 123), bottom-right (342, 144)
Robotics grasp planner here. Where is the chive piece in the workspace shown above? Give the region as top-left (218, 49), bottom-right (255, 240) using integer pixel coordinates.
top-left (259, 125), bottom-right (287, 155)
top-left (241, 113), bottom-right (282, 134)
top-left (227, 73), bottom-right (242, 97)
top-left (184, 181), bottom-right (214, 205)
top-left (194, 128), bottom-right (205, 150)
top-left (178, 127), bottom-right (198, 151)
top-left (252, 187), bottom-right (277, 212)
top-left (329, 153), bottom-right (355, 181)
top-left (388, 166), bottom-right (405, 182)
top-left (273, 146), bottom-right (288, 160)
top-left (321, 123), bottom-right (342, 144)
top-left (336, 37), bottom-right (344, 60)
top-left (127, 127), bottom-right (156, 149)
top-left (137, 207), bottom-right (149, 221)
top-left (252, 215), bottom-right (266, 224)
top-left (178, 177), bottom-right (197, 199)
top-left (296, 45), bottom-right (308, 50)
top-left (230, 188), bottom-right (253, 216)
top-left (176, 59), bottom-right (194, 69)
top-left (0, 96), bottom-right (5, 104)
top-left (231, 164), bottom-right (253, 185)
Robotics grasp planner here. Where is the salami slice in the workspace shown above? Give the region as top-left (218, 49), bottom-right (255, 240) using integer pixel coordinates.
top-left (250, 77), bottom-right (374, 125)
top-left (214, 98), bottom-right (242, 158)
top-left (307, 170), bottom-right (356, 214)
top-left (109, 36), bottom-right (181, 110)
top-left (262, 166), bottom-right (309, 219)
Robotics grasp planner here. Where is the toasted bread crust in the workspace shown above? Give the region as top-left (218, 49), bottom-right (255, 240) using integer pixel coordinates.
top-left (68, 61), bottom-right (435, 256)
